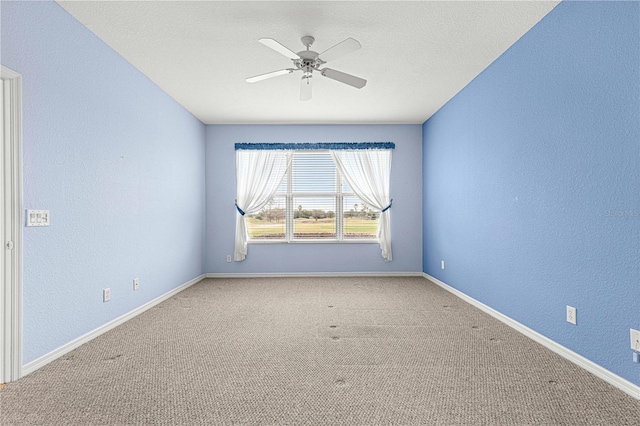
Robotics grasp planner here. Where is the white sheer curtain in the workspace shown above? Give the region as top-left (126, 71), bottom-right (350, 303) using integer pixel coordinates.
top-left (331, 150), bottom-right (393, 261)
top-left (234, 150), bottom-right (291, 261)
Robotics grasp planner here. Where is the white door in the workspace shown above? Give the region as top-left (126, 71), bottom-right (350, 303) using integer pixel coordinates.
top-left (0, 66), bottom-right (23, 383)
top-left (0, 75), bottom-right (5, 382)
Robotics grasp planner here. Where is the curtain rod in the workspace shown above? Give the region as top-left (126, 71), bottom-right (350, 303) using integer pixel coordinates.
top-left (234, 142), bottom-right (395, 151)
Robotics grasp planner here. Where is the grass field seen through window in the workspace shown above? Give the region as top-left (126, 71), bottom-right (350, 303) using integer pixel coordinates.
top-left (247, 217), bottom-right (378, 240)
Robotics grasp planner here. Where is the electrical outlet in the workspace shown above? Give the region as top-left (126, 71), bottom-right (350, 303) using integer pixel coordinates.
top-left (133, 278), bottom-right (139, 291)
top-left (630, 329), bottom-right (640, 351)
top-left (441, 260), bottom-right (445, 270)
top-left (566, 306), bottom-right (576, 325)
top-left (103, 288), bottom-right (111, 303)
top-left (226, 255), bottom-right (232, 263)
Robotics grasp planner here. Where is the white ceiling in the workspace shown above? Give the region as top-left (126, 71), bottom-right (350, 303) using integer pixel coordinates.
top-left (56, 1), bottom-right (559, 125)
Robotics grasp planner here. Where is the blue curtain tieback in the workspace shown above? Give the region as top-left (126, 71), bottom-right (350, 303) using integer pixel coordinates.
top-left (381, 199), bottom-right (393, 213)
top-left (235, 201), bottom-right (245, 216)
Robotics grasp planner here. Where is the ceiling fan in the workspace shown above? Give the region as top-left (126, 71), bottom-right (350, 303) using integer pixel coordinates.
top-left (246, 36), bottom-right (367, 101)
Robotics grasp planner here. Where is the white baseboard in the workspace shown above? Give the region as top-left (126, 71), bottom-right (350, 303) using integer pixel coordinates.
top-left (205, 271), bottom-right (423, 279)
top-left (22, 274), bottom-right (206, 377)
top-left (423, 273), bottom-right (640, 401)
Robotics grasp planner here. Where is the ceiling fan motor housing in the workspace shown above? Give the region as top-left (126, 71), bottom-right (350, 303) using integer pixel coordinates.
top-left (295, 50), bottom-right (323, 73)
top-left (295, 36), bottom-right (327, 73)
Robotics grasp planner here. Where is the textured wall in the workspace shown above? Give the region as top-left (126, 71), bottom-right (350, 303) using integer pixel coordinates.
top-left (1, 2), bottom-right (206, 364)
top-left (423, 1), bottom-right (639, 385)
top-left (205, 124), bottom-right (423, 274)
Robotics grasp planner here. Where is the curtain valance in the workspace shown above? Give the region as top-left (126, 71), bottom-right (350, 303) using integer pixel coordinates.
top-left (234, 142), bottom-right (395, 151)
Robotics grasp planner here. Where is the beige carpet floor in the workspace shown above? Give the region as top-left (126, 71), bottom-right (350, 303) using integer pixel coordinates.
top-left (1, 277), bottom-right (638, 425)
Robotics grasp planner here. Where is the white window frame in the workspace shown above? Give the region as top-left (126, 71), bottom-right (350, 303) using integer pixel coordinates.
top-left (248, 150), bottom-right (378, 244)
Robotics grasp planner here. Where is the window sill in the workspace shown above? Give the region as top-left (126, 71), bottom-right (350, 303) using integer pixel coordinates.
top-left (248, 239), bottom-right (379, 245)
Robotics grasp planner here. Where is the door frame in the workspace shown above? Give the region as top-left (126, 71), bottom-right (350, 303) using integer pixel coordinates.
top-left (1, 65), bottom-right (23, 383)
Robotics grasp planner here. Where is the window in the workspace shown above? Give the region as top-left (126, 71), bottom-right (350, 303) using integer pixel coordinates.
top-left (233, 142), bottom-right (394, 262)
top-left (246, 151), bottom-right (379, 242)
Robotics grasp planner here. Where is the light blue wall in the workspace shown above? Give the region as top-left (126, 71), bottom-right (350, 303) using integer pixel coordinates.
top-left (1, 2), bottom-right (206, 364)
top-left (423, 1), bottom-right (639, 386)
top-left (205, 124), bottom-right (422, 274)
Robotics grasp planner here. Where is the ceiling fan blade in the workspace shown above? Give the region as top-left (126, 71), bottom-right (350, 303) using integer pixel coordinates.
top-left (258, 38), bottom-right (300, 60)
top-left (246, 69), bottom-right (295, 83)
top-left (321, 68), bottom-right (367, 89)
top-left (300, 75), bottom-right (312, 101)
top-left (319, 38), bottom-right (361, 63)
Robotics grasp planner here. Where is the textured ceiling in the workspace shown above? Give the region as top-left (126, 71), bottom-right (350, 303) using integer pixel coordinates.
top-left (56, 1), bottom-right (559, 124)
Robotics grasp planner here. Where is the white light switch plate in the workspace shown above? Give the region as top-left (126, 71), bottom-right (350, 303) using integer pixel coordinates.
top-left (26, 210), bottom-right (50, 227)
top-left (566, 306), bottom-right (577, 325)
top-left (631, 329), bottom-right (640, 351)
